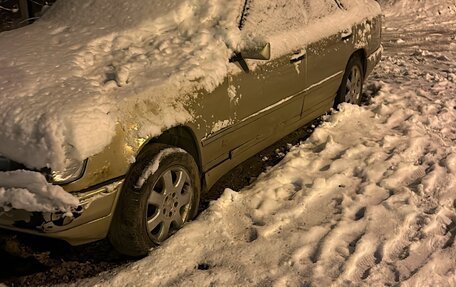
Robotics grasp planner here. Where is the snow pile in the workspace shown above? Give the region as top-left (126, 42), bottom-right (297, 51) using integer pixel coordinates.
top-left (0, 170), bottom-right (79, 213)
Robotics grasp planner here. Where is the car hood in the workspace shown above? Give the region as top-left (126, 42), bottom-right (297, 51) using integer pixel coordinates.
top-left (0, 0), bottom-right (243, 171)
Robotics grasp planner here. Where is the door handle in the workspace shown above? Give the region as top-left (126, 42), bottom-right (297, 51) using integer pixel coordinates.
top-left (341, 28), bottom-right (353, 40)
top-left (290, 50), bottom-right (306, 63)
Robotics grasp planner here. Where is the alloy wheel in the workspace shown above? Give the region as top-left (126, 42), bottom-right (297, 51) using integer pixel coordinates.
top-left (145, 167), bottom-right (193, 243)
top-left (344, 65), bottom-right (363, 104)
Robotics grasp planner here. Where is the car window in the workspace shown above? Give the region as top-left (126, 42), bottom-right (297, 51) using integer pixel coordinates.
top-left (304, 0), bottom-right (340, 22)
top-left (241, 0), bottom-right (342, 37)
top-left (242, 0), bottom-right (308, 36)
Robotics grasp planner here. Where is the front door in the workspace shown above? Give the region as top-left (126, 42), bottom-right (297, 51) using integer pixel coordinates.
top-left (197, 0), bottom-right (309, 171)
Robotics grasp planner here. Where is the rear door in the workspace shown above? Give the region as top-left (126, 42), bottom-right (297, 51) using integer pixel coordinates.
top-left (302, 0), bottom-right (354, 120)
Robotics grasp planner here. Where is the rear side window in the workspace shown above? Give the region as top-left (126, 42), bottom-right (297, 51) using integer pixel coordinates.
top-left (241, 0), bottom-right (342, 36)
top-left (304, 0), bottom-right (340, 22)
top-left (242, 0), bottom-right (308, 35)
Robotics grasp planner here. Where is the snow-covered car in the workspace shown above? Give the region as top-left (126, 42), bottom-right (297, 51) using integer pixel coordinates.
top-left (0, 0), bottom-right (382, 256)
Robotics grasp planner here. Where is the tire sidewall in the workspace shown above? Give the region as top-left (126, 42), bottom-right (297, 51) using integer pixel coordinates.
top-left (335, 56), bottom-right (364, 107)
top-left (109, 144), bottom-right (201, 257)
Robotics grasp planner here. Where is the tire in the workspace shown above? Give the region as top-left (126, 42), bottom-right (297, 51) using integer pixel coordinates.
top-left (109, 143), bottom-right (201, 257)
top-left (334, 55), bottom-right (364, 107)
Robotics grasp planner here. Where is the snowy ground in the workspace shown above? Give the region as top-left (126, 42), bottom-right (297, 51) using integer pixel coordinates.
top-left (1, 1), bottom-right (456, 286)
top-left (63, 3), bottom-right (455, 287)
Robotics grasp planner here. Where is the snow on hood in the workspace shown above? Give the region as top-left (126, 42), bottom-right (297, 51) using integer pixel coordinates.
top-left (0, 0), bottom-right (381, 171)
top-left (0, 0), bottom-right (244, 170)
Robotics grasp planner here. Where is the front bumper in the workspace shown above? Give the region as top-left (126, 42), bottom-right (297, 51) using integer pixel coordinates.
top-left (366, 45), bottom-right (383, 78)
top-left (0, 179), bottom-right (123, 246)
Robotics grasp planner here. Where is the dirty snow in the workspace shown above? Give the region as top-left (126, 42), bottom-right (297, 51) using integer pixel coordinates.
top-left (69, 1), bottom-right (456, 286)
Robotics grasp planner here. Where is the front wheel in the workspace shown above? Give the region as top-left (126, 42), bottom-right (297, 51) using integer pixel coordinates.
top-left (109, 144), bottom-right (201, 257)
top-left (335, 56), bottom-right (364, 107)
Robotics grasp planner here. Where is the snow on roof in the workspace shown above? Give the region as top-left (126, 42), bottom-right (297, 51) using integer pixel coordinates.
top-left (0, 0), bottom-right (380, 171)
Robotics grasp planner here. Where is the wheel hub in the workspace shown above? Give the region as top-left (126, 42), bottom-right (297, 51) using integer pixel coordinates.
top-left (162, 192), bottom-right (179, 218)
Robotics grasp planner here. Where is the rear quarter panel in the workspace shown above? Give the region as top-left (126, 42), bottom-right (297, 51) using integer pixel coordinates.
top-left (352, 11), bottom-right (382, 55)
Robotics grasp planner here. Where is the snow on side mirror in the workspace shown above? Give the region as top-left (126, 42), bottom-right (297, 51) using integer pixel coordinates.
top-left (241, 42), bottom-right (271, 60)
top-left (229, 42), bottom-right (271, 73)
top-left (230, 42), bottom-right (271, 63)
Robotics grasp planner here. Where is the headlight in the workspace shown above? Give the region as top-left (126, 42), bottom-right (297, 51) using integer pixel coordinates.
top-left (51, 159), bottom-right (87, 185)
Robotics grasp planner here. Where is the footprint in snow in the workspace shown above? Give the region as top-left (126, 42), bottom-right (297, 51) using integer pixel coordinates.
top-left (354, 207), bottom-right (366, 221)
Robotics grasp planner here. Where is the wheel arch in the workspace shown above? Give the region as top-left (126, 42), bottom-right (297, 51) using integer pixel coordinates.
top-left (138, 126), bottom-right (202, 173)
top-left (352, 48), bottom-right (368, 75)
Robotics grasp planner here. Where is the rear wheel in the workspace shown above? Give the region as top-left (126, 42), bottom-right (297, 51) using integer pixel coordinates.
top-left (109, 144), bottom-right (200, 257)
top-left (335, 56), bottom-right (364, 106)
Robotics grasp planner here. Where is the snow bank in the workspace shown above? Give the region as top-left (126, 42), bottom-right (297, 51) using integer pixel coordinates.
top-left (0, 170), bottom-right (79, 213)
top-left (0, 0), bottom-right (381, 172)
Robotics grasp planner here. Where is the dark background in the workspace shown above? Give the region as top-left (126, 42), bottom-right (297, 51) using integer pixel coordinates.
top-left (0, 0), bottom-right (57, 32)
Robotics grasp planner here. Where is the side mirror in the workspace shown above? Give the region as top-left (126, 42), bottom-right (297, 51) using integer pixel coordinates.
top-left (241, 42), bottom-right (271, 60)
top-left (229, 42), bottom-right (271, 73)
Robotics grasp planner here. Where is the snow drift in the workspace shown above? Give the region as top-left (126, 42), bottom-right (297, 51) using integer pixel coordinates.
top-left (78, 82), bottom-right (456, 286)
top-left (75, 2), bottom-right (456, 285)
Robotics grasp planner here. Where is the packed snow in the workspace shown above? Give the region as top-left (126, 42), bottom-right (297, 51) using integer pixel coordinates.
top-left (65, 1), bottom-right (455, 286)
